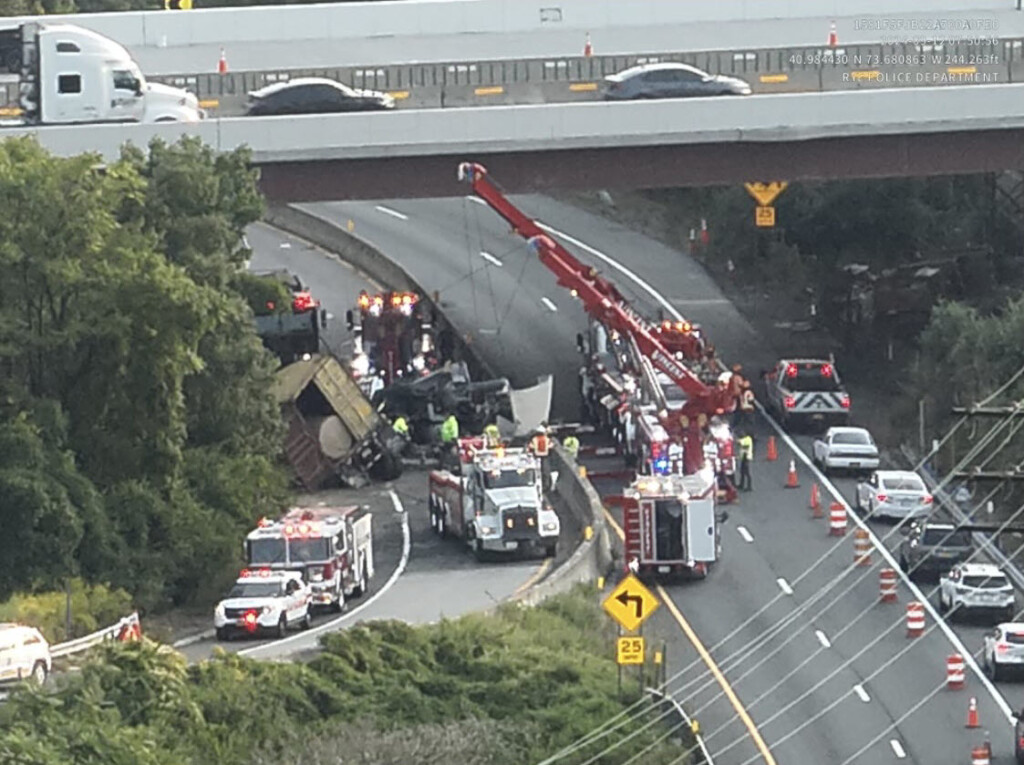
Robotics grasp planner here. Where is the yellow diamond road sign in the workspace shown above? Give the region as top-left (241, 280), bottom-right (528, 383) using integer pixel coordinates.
top-left (744, 181), bottom-right (788, 207)
top-left (603, 574), bottom-right (660, 632)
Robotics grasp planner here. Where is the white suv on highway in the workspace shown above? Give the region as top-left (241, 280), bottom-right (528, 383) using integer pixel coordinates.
top-left (0, 623), bottom-right (51, 687)
top-left (939, 563), bottom-right (1015, 622)
top-left (214, 569), bottom-right (312, 641)
top-left (983, 622), bottom-right (1024, 681)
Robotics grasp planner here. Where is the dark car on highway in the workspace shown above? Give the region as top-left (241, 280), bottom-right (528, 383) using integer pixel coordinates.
top-left (246, 77), bottom-right (395, 116)
top-left (602, 62), bottom-right (751, 101)
top-left (898, 521), bottom-right (973, 580)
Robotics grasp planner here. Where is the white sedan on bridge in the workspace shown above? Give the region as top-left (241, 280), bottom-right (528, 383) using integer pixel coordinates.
top-left (855, 470), bottom-right (932, 521)
top-left (812, 426), bottom-right (879, 475)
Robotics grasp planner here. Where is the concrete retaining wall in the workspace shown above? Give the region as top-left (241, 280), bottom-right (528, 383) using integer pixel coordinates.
top-left (263, 202), bottom-right (614, 602)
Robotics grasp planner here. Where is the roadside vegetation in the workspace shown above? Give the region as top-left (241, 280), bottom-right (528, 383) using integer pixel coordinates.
top-left (0, 136), bottom-right (290, 621)
top-left (0, 588), bottom-right (691, 765)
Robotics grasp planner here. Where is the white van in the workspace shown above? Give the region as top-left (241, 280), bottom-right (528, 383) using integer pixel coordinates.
top-left (0, 623), bottom-right (51, 687)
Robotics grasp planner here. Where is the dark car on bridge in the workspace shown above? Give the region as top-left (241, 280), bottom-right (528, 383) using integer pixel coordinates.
top-left (602, 63), bottom-right (751, 101)
top-left (246, 77), bottom-right (395, 116)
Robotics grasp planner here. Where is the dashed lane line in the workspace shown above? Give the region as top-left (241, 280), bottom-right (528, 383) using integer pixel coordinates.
top-left (541, 297), bottom-right (558, 312)
top-left (776, 578), bottom-right (793, 596)
top-left (815, 630), bottom-right (831, 649)
top-left (375, 205), bottom-right (408, 220)
top-left (480, 251), bottom-right (503, 267)
top-left (737, 525), bottom-right (754, 543)
top-left (853, 684), bottom-right (871, 703)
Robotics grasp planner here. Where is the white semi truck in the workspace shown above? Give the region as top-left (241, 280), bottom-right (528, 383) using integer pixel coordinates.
top-left (0, 22), bottom-right (202, 125)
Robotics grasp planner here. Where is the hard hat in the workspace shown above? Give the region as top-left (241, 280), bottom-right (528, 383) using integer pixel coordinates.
top-left (717, 372), bottom-right (732, 385)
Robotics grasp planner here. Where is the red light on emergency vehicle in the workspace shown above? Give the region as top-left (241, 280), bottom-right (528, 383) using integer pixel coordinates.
top-left (402, 293), bottom-right (415, 305)
top-left (661, 321), bottom-right (671, 330)
top-left (840, 395), bottom-right (851, 409)
top-left (240, 569), bottom-right (250, 577)
top-left (391, 293), bottom-right (403, 307)
top-left (357, 292), bottom-right (371, 309)
top-left (786, 364), bottom-right (797, 378)
top-left (292, 292), bottom-right (315, 312)
top-left (243, 610), bottom-right (259, 631)
top-left (821, 363), bottom-right (833, 377)
top-left (783, 396), bottom-right (795, 409)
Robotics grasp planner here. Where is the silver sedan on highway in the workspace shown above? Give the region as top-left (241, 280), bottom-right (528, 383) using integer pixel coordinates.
top-left (603, 62), bottom-right (752, 101)
top-left (855, 470), bottom-right (933, 521)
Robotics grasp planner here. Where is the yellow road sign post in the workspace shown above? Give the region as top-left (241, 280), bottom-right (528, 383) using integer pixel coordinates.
top-left (602, 574), bottom-right (660, 632)
top-left (617, 636), bottom-right (645, 665)
top-left (755, 206), bottom-right (776, 228)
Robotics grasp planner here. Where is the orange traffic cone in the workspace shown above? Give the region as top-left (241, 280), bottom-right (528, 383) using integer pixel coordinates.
top-left (583, 32), bottom-right (593, 58)
top-left (828, 21), bottom-right (838, 47)
top-left (217, 47), bottom-right (228, 74)
top-left (810, 484), bottom-right (823, 517)
top-left (966, 696), bottom-right (979, 728)
top-left (766, 436), bottom-right (778, 461)
top-left (785, 460), bottom-right (799, 488)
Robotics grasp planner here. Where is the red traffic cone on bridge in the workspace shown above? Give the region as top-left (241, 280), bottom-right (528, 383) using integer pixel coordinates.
top-left (583, 32), bottom-right (593, 58)
top-left (966, 696), bottom-right (980, 728)
top-left (785, 460), bottom-right (799, 488)
top-left (828, 21), bottom-right (838, 48)
top-left (810, 483), bottom-right (823, 517)
top-left (217, 47), bottom-right (228, 74)
top-left (766, 435), bottom-right (778, 461)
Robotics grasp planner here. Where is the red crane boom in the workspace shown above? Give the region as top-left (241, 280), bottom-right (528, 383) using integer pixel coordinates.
top-left (457, 162), bottom-right (737, 474)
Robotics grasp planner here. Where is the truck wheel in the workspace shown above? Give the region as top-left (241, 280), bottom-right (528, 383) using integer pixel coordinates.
top-left (30, 661), bottom-right (47, 686)
top-left (275, 616), bottom-right (287, 639)
top-left (301, 610), bottom-right (312, 631)
top-left (544, 543), bottom-right (557, 558)
top-left (369, 449), bottom-right (402, 481)
top-left (330, 584), bottom-right (344, 613)
top-left (473, 538), bottom-right (486, 562)
top-left (215, 627), bottom-right (230, 642)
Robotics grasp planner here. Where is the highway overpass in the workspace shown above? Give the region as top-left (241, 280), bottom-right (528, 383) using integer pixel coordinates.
top-left (4, 84), bottom-right (1023, 201)
top-left (2, 0), bottom-right (1022, 75)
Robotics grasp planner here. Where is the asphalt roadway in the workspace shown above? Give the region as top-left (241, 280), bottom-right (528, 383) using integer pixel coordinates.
top-left (301, 195), bottom-right (1024, 762)
top-left (131, 9), bottom-right (1024, 76)
top-left (176, 222), bottom-right (570, 663)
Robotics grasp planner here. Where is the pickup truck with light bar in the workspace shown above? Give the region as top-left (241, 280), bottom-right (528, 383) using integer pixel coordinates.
top-left (244, 505), bottom-right (373, 613)
top-left (763, 358), bottom-right (851, 430)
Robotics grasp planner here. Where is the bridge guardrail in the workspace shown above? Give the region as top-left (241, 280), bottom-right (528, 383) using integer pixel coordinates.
top-left (50, 612), bottom-right (141, 659)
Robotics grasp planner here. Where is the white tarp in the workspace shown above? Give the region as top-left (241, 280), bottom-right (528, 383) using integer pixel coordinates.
top-left (499, 375), bottom-right (553, 437)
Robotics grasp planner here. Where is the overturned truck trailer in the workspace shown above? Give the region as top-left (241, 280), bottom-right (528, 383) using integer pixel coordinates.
top-left (273, 354), bottom-right (402, 490)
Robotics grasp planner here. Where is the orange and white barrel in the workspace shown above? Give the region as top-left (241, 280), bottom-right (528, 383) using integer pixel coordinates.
top-left (947, 653), bottom-right (965, 690)
top-left (971, 744), bottom-right (990, 765)
top-left (853, 528), bottom-right (871, 566)
top-left (879, 568), bottom-right (898, 602)
top-left (906, 601), bottom-right (925, 637)
top-left (829, 503), bottom-right (847, 536)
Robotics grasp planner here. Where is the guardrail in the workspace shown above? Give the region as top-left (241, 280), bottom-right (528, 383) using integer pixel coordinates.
top-left (50, 612), bottom-right (141, 659)
top-left (646, 687), bottom-right (714, 765)
top-left (900, 443), bottom-right (1024, 592)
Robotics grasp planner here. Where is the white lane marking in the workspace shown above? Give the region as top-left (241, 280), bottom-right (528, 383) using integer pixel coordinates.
top-left (375, 205), bottom-right (408, 220)
top-left (466, 195), bottom-right (487, 206)
top-left (539, 219), bottom-right (1019, 725)
top-left (815, 630), bottom-right (831, 649)
top-left (737, 525), bottom-right (754, 543)
top-left (480, 251), bottom-right (503, 267)
top-left (777, 578), bottom-right (793, 596)
top-left (279, 242), bottom-right (291, 249)
top-left (853, 684), bottom-right (870, 703)
top-left (541, 297), bottom-right (558, 312)
top-left (890, 740), bottom-right (906, 759)
top-left (238, 490), bottom-right (411, 658)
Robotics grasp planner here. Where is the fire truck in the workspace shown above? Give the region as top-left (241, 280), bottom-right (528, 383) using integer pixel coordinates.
top-left (244, 505), bottom-right (374, 612)
top-left (457, 162), bottom-right (741, 480)
top-left (347, 289), bottom-right (435, 395)
top-left (428, 437), bottom-right (560, 560)
top-left (607, 465), bottom-right (725, 580)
